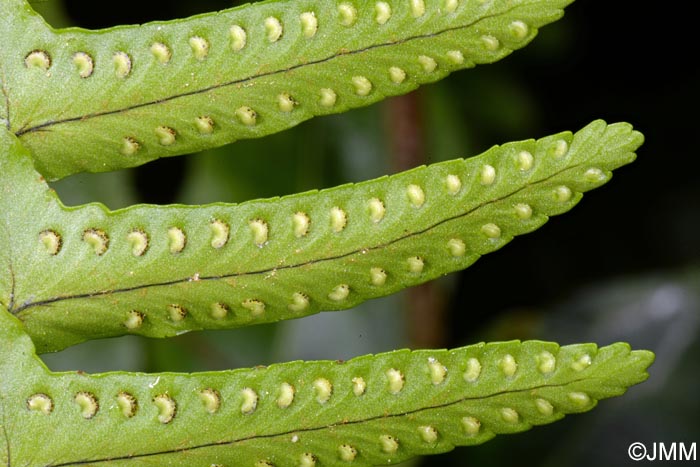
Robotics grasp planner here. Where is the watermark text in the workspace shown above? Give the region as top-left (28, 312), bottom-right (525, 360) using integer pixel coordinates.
top-left (628, 442), bottom-right (696, 461)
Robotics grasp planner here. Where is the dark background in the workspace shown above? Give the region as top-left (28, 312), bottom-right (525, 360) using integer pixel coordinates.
top-left (39, 0), bottom-right (700, 465)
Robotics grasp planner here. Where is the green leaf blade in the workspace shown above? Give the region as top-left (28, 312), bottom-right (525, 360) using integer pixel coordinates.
top-left (6, 120), bottom-right (643, 352)
top-left (7, 0), bottom-right (574, 179)
top-left (1, 306), bottom-right (653, 466)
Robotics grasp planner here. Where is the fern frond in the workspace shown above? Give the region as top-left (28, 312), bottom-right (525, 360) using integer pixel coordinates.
top-left (3, 0), bottom-right (573, 179)
top-left (1, 121), bottom-right (643, 352)
top-left (0, 307), bottom-right (653, 466)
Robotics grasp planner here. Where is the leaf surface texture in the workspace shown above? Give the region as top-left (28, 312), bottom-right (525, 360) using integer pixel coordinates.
top-left (0, 121), bottom-right (644, 352)
top-left (0, 307), bottom-right (653, 466)
top-left (1, 0), bottom-right (573, 179)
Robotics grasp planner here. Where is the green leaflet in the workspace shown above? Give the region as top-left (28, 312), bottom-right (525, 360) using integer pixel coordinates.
top-left (0, 307), bottom-right (653, 467)
top-left (2, 120), bottom-right (643, 353)
top-left (2, 0), bottom-right (573, 179)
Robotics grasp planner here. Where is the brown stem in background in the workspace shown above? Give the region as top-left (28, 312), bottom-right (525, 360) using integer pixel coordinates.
top-left (383, 91), bottom-right (446, 348)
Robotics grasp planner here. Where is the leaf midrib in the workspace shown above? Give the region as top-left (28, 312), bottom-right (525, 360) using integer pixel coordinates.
top-left (14, 4), bottom-right (525, 137)
top-left (45, 377), bottom-right (588, 466)
top-left (12, 162), bottom-right (583, 315)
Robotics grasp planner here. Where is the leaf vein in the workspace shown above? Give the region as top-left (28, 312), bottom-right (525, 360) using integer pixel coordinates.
top-left (13, 163), bottom-right (579, 314)
top-left (45, 379), bottom-right (584, 466)
top-left (15, 5), bottom-right (524, 136)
